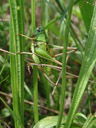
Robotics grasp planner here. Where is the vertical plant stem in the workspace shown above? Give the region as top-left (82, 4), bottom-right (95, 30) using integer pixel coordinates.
top-left (9, 0), bottom-right (25, 128)
top-left (87, 87), bottom-right (92, 114)
top-left (31, 0), bottom-right (39, 123)
top-left (10, 17), bottom-right (19, 128)
top-left (56, 0), bottom-right (74, 128)
top-left (44, 0), bottom-right (49, 27)
top-left (31, 0), bottom-right (35, 31)
top-left (42, 0), bottom-right (49, 31)
top-left (33, 66), bottom-right (38, 123)
top-left (41, 0), bottom-right (50, 107)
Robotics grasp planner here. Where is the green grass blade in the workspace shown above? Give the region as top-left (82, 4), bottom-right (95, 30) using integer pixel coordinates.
top-left (10, 17), bottom-right (18, 128)
top-left (79, 0), bottom-right (94, 32)
top-left (65, 4), bottom-right (96, 128)
top-left (40, 1), bottom-right (51, 106)
top-left (31, 0), bottom-right (35, 31)
top-left (56, 0), bottom-right (74, 127)
top-left (40, 72), bottom-right (50, 107)
top-left (33, 66), bottom-right (39, 123)
top-left (55, 0), bottom-right (64, 12)
top-left (44, 0), bottom-right (61, 14)
top-left (33, 116), bottom-right (66, 128)
top-left (82, 114), bottom-right (96, 128)
top-left (31, 0), bottom-right (39, 123)
top-left (33, 116), bottom-right (82, 128)
top-left (9, 0), bottom-right (25, 127)
top-left (44, 16), bottom-right (61, 30)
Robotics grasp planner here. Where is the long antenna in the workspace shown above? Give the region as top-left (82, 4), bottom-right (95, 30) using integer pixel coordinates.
top-left (0, 48), bottom-right (16, 55)
top-left (17, 33), bottom-right (36, 40)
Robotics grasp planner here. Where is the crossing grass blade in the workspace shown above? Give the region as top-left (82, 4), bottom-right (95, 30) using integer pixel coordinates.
top-left (56, 0), bottom-right (74, 127)
top-left (31, 0), bottom-right (39, 123)
top-left (82, 114), bottom-right (96, 128)
top-left (79, 0), bottom-right (94, 32)
top-left (41, 0), bottom-right (50, 107)
top-left (65, 4), bottom-right (96, 128)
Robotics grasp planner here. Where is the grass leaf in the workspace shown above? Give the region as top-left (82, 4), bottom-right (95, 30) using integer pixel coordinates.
top-left (65, 4), bottom-right (96, 128)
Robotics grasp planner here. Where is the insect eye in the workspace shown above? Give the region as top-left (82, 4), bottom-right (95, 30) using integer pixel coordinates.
top-left (37, 28), bottom-right (40, 32)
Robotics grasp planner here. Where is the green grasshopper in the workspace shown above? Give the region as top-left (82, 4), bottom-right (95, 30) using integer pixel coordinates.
top-left (17, 26), bottom-right (62, 88)
top-left (31, 26), bottom-right (51, 75)
top-left (31, 26), bottom-right (62, 66)
top-left (0, 26), bottom-right (77, 93)
top-left (27, 26), bottom-right (62, 87)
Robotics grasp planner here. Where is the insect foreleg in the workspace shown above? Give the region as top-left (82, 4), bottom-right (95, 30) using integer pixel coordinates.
top-left (40, 68), bottom-right (56, 86)
top-left (27, 63), bottom-right (31, 74)
top-left (52, 71), bottom-right (62, 95)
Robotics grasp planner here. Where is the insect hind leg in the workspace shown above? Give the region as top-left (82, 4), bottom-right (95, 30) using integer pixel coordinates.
top-left (27, 63), bottom-right (31, 74)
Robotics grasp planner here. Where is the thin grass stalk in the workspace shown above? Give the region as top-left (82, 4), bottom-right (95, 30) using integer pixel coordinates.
top-left (17, 0), bottom-right (25, 123)
top-left (56, 0), bottom-right (74, 127)
top-left (87, 87), bottom-right (92, 114)
top-left (42, 0), bottom-right (49, 27)
top-left (41, 73), bottom-right (50, 107)
top-left (55, 0), bottom-right (64, 12)
top-left (82, 115), bottom-right (94, 128)
top-left (41, 0), bottom-right (50, 107)
top-left (9, 0), bottom-right (25, 127)
top-left (44, 0), bottom-right (49, 33)
top-left (31, 0), bottom-right (39, 123)
top-left (33, 66), bottom-right (39, 123)
top-left (31, 0), bottom-right (35, 32)
top-left (44, 16), bottom-right (61, 29)
top-left (10, 17), bottom-right (19, 128)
